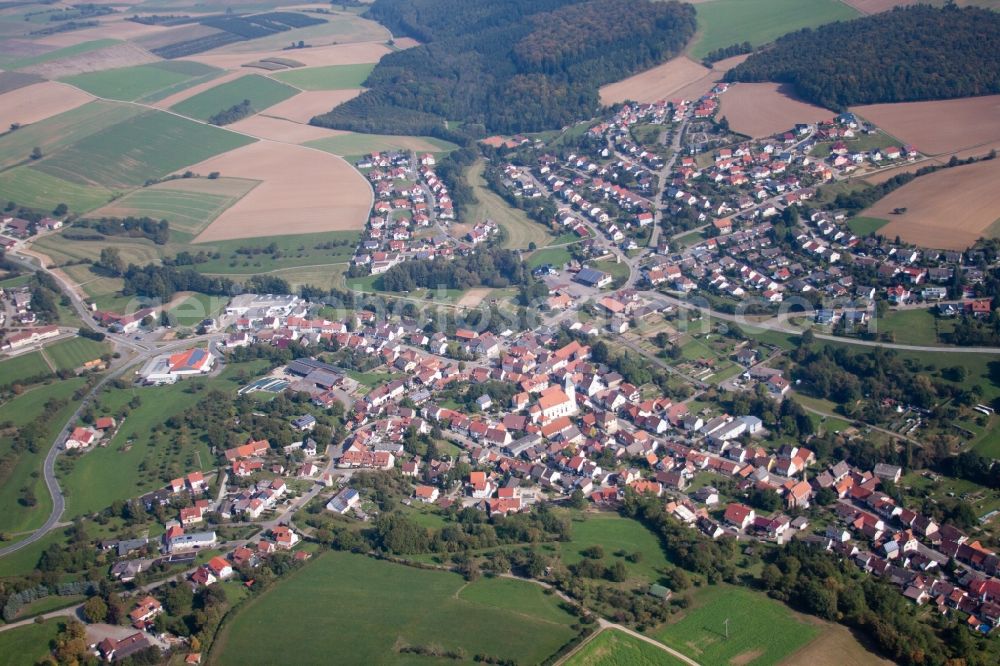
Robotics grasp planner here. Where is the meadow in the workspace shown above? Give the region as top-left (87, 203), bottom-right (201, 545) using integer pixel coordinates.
top-left (169, 74), bottom-right (298, 121)
top-left (0, 618), bottom-right (62, 666)
top-left (0, 351), bottom-right (51, 385)
top-left (0, 167), bottom-right (111, 214)
top-left (0, 379), bottom-right (88, 535)
top-left (62, 60), bottom-right (222, 102)
top-left (465, 159), bottom-right (553, 250)
top-left (649, 584), bottom-right (820, 665)
top-left (34, 110), bottom-right (255, 190)
top-left (272, 63), bottom-right (374, 90)
top-left (554, 511), bottom-right (671, 586)
top-left (872, 308), bottom-right (955, 347)
top-left (567, 629), bottom-right (687, 666)
top-left (528, 246), bottom-right (574, 270)
top-left (306, 132), bottom-right (459, 156)
top-left (691, 0), bottom-right (859, 60)
top-left (847, 216), bottom-right (889, 236)
top-left (43, 337), bottom-right (109, 372)
top-left (211, 552), bottom-right (579, 665)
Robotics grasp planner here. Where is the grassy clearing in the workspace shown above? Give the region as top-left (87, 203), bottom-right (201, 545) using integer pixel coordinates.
top-left (848, 216), bottom-right (889, 236)
top-left (170, 74), bottom-right (298, 121)
top-left (43, 337), bottom-right (109, 372)
top-left (168, 293), bottom-right (228, 327)
top-left (650, 584), bottom-right (820, 666)
top-left (465, 159), bottom-right (552, 250)
top-left (0, 617), bottom-right (62, 666)
top-left (307, 132), bottom-right (459, 156)
top-left (4, 39), bottom-right (120, 70)
top-left (271, 63), bottom-right (374, 90)
top-left (554, 512), bottom-right (670, 586)
top-left (0, 352), bottom-right (51, 385)
top-left (567, 629), bottom-right (686, 666)
top-left (35, 110), bottom-right (255, 190)
top-left (212, 551), bottom-right (578, 665)
top-left (692, 0), bottom-right (859, 60)
top-left (528, 246), bottom-right (574, 269)
top-left (0, 379), bottom-right (88, 535)
top-left (14, 594), bottom-right (84, 620)
top-left (90, 178), bottom-right (259, 236)
top-left (873, 308), bottom-right (954, 347)
top-left (62, 60), bottom-right (221, 102)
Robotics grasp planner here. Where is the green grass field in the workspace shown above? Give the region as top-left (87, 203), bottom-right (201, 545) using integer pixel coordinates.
top-left (90, 178), bottom-right (259, 236)
top-left (168, 292), bottom-right (228, 327)
top-left (873, 309), bottom-right (955, 347)
top-left (847, 216), bottom-right (890, 236)
top-left (0, 618), bottom-right (62, 666)
top-left (62, 60), bottom-right (221, 102)
top-left (691, 0), bottom-right (859, 59)
top-left (271, 63), bottom-right (374, 90)
top-left (555, 512), bottom-right (670, 586)
top-left (464, 159), bottom-right (553, 250)
top-left (567, 629), bottom-right (686, 666)
top-left (0, 166), bottom-right (112, 213)
top-left (650, 584), bottom-right (820, 666)
top-left (0, 379), bottom-right (88, 535)
top-left (528, 246), bottom-right (574, 269)
top-left (42, 337), bottom-right (109, 372)
top-left (170, 74), bottom-right (298, 121)
top-left (212, 552), bottom-right (578, 665)
top-left (34, 110), bottom-right (255, 190)
top-left (0, 351), bottom-right (51, 385)
top-left (3, 39), bottom-right (120, 70)
top-left (307, 132), bottom-right (459, 156)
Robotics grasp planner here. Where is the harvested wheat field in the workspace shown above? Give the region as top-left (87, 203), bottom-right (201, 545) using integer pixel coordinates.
top-left (0, 82), bottom-right (93, 129)
top-left (150, 70), bottom-right (244, 109)
top-left (599, 57), bottom-right (709, 105)
top-left (228, 114), bottom-right (342, 143)
top-left (853, 95), bottom-right (1000, 156)
top-left (843, 0), bottom-right (923, 13)
top-left (21, 42), bottom-right (157, 78)
top-left (189, 141), bottom-right (371, 242)
top-left (869, 158), bottom-right (1000, 250)
top-left (35, 17), bottom-right (170, 47)
top-left (186, 41), bottom-right (390, 71)
top-left (262, 89), bottom-right (364, 123)
top-left (720, 82), bottom-right (834, 138)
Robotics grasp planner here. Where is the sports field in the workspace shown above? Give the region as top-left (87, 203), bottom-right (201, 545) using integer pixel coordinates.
top-left (43, 337), bottom-right (109, 372)
top-left (62, 60), bottom-right (221, 102)
top-left (212, 552), bottom-right (579, 665)
top-left (272, 63), bottom-right (375, 90)
top-left (691, 0), bottom-right (859, 60)
top-left (89, 178), bottom-right (260, 237)
top-left (567, 629), bottom-right (687, 666)
top-left (650, 584), bottom-right (820, 665)
top-left (33, 110), bottom-right (255, 190)
top-left (170, 74), bottom-right (299, 121)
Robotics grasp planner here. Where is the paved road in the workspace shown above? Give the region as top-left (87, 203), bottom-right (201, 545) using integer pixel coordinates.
top-left (0, 603), bottom-right (80, 633)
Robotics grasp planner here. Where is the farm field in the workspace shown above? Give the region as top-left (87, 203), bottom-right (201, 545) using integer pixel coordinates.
top-left (168, 292), bottom-right (228, 327)
top-left (649, 584), bottom-right (821, 666)
top-left (185, 40), bottom-right (391, 71)
top-left (259, 89), bottom-right (363, 123)
top-left (566, 629), bottom-right (686, 666)
top-left (852, 94), bottom-right (1000, 156)
top-left (20, 42), bottom-right (157, 79)
top-left (211, 551), bottom-right (579, 665)
top-left (169, 74), bottom-right (298, 121)
top-left (554, 511), bottom-right (670, 585)
top-left (0, 166), bottom-right (111, 213)
top-left (188, 141), bottom-right (370, 242)
top-left (307, 132), bottom-right (458, 156)
top-left (0, 81), bottom-right (93, 131)
top-left (719, 82), bottom-right (833, 138)
top-left (691, 0), bottom-right (859, 60)
top-left (199, 11), bottom-right (388, 55)
top-left (867, 158), bottom-right (1000, 250)
top-left (0, 351), bottom-right (51, 385)
top-left (62, 60), bottom-right (221, 102)
top-left (272, 63), bottom-right (375, 90)
top-left (43, 337), bottom-right (109, 372)
top-left (847, 216), bottom-right (890, 236)
top-left (599, 57), bottom-right (709, 106)
top-left (33, 110), bottom-right (256, 190)
top-left (88, 177), bottom-right (260, 237)
top-left (0, 618), bottom-right (62, 666)
top-left (873, 309), bottom-right (955, 347)
top-left (1, 38), bottom-right (119, 70)
top-left (0, 379), bottom-right (88, 535)
top-left (226, 114), bottom-right (338, 143)
top-left (463, 159), bottom-right (552, 250)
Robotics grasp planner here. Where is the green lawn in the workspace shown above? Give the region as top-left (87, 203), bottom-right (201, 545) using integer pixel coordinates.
top-left (168, 292), bottom-right (228, 327)
top-left (62, 61), bottom-right (221, 102)
top-left (43, 337), bottom-right (109, 372)
top-left (212, 552), bottom-right (578, 665)
top-left (170, 74), bottom-right (299, 121)
top-left (14, 594), bottom-right (84, 620)
top-left (528, 246), bottom-right (574, 269)
top-left (457, 575), bottom-right (577, 625)
top-left (0, 352), bottom-right (51, 385)
top-left (847, 216), bottom-right (889, 236)
top-left (0, 379), bottom-right (88, 535)
top-left (692, 0), bottom-right (859, 59)
top-left (555, 512), bottom-right (670, 586)
top-left (4, 39), bottom-right (120, 70)
top-left (591, 260), bottom-right (631, 288)
top-left (0, 618), bottom-right (62, 666)
top-left (34, 110), bottom-right (255, 190)
top-left (650, 584), bottom-right (820, 666)
top-left (567, 629), bottom-right (687, 666)
top-left (271, 63), bottom-right (375, 90)
top-left (873, 309), bottom-right (954, 347)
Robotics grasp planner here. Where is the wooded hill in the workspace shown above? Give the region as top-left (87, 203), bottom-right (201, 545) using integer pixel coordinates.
top-left (311, 0), bottom-right (696, 140)
top-left (726, 5), bottom-right (1000, 110)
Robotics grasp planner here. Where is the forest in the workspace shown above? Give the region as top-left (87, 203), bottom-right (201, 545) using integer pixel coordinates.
top-left (379, 247), bottom-right (529, 291)
top-left (311, 0), bottom-right (696, 138)
top-left (726, 5), bottom-right (1000, 109)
